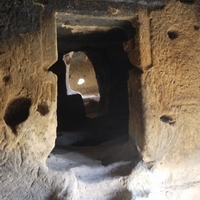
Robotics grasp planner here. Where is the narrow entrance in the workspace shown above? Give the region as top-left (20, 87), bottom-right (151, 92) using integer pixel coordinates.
top-left (49, 16), bottom-right (139, 167)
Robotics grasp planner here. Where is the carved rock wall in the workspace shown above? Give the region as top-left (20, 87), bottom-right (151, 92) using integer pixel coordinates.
top-left (0, 1), bottom-right (59, 199)
top-left (128, 0), bottom-right (200, 187)
top-left (0, 5), bottom-right (57, 164)
top-left (1, 0), bottom-right (200, 199)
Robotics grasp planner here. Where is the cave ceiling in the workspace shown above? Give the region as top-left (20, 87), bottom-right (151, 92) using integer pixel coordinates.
top-left (47, 0), bottom-right (167, 53)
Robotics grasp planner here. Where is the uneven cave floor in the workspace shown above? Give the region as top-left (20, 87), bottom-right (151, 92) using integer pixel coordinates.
top-left (46, 97), bottom-right (140, 199)
top-left (45, 99), bottom-right (200, 200)
top-left (45, 97), bottom-right (200, 199)
top-left (46, 139), bottom-right (138, 199)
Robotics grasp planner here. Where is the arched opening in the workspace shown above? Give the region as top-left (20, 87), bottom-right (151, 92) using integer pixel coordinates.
top-left (63, 51), bottom-right (100, 118)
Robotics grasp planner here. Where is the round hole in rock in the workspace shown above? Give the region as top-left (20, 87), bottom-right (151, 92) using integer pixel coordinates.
top-left (3, 97), bottom-right (32, 134)
top-left (78, 78), bottom-right (85, 85)
top-left (167, 31), bottom-right (178, 40)
top-left (37, 102), bottom-right (49, 116)
top-left (194, 25), bottom-right (199, 31)
top-left (3, 75), bottom-right (10, 83)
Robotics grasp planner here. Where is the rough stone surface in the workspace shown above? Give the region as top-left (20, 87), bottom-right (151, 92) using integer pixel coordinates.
top-left (128, 0), bottom-right (200, 195)
top-left (0, 1), bottom-right (59, 199)
top-left (48, 0), bottom-right (166, 16)
top-left (0, 6), bottom-right (57, 163)
top-left (1, 0), bottom-right (200, 199)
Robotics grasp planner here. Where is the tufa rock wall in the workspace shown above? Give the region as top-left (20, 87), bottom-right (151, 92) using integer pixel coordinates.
top-left (0, 4), bottom-right (57, 164)
top-left (0, 1), bottom-right (60, 199)
top-left (128, 0), bottom-right (200, 182)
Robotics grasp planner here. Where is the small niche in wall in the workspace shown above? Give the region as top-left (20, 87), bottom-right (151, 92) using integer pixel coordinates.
top-left (3, 75), bottom-right (10, 83)
top-left (194, 25), bottom-right (199, 31)
top-left (37, 102), bottom-right (49, 116)
top-left (167, 31), bottom-right (178, 40)
top-left (3, 97), bottom-right (32, 134)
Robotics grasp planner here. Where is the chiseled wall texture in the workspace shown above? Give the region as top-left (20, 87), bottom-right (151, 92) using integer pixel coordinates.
top-left (129, 0), bottom-right (200, 171)
top-left (0, 2), bottom-right (61, 199)
top-left (0, 1), bottom-right (57, 165)
top-left (1, 0), bottom-right (200, 199)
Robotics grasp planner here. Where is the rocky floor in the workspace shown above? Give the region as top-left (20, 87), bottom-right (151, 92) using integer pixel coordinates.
top-left (46, 136), bottom-right (200, 200)
top-left (46, 96), bottom-right (140, 199)
top-left (46, 140), bottom-right (136, 200)
top-left (45, 97), bottom-right (200, 200)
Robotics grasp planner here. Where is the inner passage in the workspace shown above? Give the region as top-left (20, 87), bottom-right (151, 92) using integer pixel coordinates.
top-left (63, 51), bottom-right (100, 118)
top-left (49, 20), bottom-right (135, 148)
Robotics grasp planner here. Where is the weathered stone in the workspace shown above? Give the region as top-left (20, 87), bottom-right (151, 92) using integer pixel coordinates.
top-left (0, 1), bottom-right (59, 199)
top-left (1, 0), bottom-right (200, 199)
top-left (128, 0), bottom-right (200, 190)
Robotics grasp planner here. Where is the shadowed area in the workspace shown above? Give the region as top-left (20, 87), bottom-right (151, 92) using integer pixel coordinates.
top-left (4, 98), bottom-right (32, 134)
